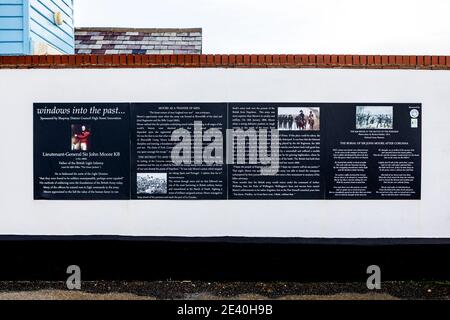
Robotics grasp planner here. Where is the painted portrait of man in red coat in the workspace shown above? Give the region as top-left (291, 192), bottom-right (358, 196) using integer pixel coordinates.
top-left (71, 125), bottom-right (91, 151)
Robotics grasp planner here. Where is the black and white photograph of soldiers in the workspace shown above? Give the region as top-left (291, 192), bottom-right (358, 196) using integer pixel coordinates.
top-left (137, 173), bottom-right (168, 195)
top-left (356, 106), bottom-right (393, 129)
top-left (277, 107), bottom-right (320, 131)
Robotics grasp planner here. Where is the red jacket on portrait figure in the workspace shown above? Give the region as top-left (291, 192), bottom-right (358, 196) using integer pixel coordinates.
top-left (77, 131), bottom-right (90, 143)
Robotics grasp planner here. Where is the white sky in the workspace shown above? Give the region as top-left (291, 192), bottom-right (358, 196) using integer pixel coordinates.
top-left (74, 0), bottom-right (450, 54)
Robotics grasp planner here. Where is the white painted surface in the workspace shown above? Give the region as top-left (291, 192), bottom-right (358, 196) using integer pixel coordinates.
top-left (0, 68), bottom-right (449, 238)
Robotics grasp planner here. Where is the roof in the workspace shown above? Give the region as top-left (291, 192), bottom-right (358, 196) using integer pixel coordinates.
top-left (1, 54), bottom-right (449, 69)
top-left (75, 27), bottom-right (202, 55)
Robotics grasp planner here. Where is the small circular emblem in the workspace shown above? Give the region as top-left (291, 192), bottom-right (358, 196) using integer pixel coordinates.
top-left (410, 109), bottom-right (419, 118)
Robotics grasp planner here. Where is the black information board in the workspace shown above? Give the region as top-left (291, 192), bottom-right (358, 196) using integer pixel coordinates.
top-left (34, 103), bottom-right (421, 200)
top-left (34, 103), bottom-right (130, 200)
top-left (130, 103), bottom-right (227, 200)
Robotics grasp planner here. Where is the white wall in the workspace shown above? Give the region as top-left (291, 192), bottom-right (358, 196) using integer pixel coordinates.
top-left (0, 67), bottom-right (449, 238)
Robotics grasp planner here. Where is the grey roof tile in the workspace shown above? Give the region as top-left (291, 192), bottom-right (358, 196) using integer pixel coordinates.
top-left (75, 27), bottom-right (202, 54)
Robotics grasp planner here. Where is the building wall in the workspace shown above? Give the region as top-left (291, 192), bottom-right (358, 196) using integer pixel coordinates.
top-left (0, 0), bottom-right (27, 55)
top-left (0, 66), bottom-right (449, 239)
top-left (29, 0), bottom-right (74, 54)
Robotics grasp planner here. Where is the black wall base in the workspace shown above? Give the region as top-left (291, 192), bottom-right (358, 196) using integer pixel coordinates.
top-left (0, 237), bottom-right (449, 281)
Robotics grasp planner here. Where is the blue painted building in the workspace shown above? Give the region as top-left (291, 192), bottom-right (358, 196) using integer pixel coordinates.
top-left (0, 0), bottom-right (74, 55)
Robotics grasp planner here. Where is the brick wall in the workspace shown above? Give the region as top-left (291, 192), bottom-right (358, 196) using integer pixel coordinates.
top-left (1, 54), bottom-right (450, 69)
top-left (75, 28), bottom-right (202, 55)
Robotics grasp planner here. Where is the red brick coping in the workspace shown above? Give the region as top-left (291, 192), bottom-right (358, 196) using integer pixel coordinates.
top-left (1, 54), bottom-right (449, 69)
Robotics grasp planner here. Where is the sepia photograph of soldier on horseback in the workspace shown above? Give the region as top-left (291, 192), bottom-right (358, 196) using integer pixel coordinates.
top-left (277, 107), bottom-right (320, 131)
top-left (356, 106), bottom-right (393, 129)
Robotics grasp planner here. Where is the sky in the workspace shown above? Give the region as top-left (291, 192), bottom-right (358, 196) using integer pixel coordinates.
top-left (74, 0), bottom-right (450, 54)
